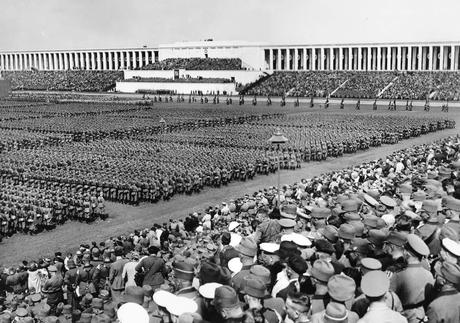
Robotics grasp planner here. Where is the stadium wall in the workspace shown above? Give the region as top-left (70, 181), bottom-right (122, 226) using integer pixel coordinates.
top-left (115, 81), bottom-right (236, 94)
top-left (123, 70), bottom-right (266, 85)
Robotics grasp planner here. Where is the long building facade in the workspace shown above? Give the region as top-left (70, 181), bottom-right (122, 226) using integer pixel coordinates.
top-left (1, 41), bottom-right (459, 71)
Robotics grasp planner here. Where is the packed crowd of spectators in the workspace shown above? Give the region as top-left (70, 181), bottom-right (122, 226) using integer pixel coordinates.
top-left (246, 71), bottom-right (460, 101)
top-left (3, 71), bottom-right (123, 92)
top-left (1, 134), bottom-right (460, 323)
top-left (140, 58), bottom-right (243, 71)
top-left (332, 72), bottom-right (398, 99)
top-left (246, 72), bottom-right (352, 97)
top-left (126, 77), bottom-right (233, 83)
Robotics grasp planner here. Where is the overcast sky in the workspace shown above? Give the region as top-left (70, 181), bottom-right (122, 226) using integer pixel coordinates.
top-left (1, 0), bottom-right (459, 51)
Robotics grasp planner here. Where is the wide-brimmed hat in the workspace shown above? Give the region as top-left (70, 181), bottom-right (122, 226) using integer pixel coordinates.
top-left (240, 277), bottom-right (269, 299)
top-left (311, 259), bottom-right (335, 283)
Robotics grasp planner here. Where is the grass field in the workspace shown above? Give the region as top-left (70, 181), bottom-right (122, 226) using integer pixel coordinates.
top-left (0, 100), bottom-right (458, 267)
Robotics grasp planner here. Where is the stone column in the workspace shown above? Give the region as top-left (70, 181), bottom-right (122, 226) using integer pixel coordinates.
top-left (303, 48), bottom-right (307, 70)
top-left (338, 48), bottom-right (343, 70)
top-left (319, 48), bottom-right (323, 70)
top-left (121, 51), bottom-right (126, 69)
top-left (284, 49), bottom-right (289, 70)
top-left (268, 49), bottom-right (273, 70)
top-left (131, 51), bottom-right (136, 69)
top-left (455, 47), bottom-right (460, 70)
top-left (451, 46), bottom-right (455, 71)
top-left (95, 52), bottom-right (100, 70)
top-left (313, 48), bottom-right (317, 70)
top-left (428, 46), bottom-right (433, 70)
top-left (294, 48), bottom-right (298, 70)
top-left (356, 47), bottom-right (361, 71)
top-left (107, 52), bottom-right (113, 70)
top-left (0, 55), bottom-right (4, 70)
top-left (114, 52), bottom-right (119, 70)
top-left (439, 46), bottom-right (444, 70)
top-left (276, 49), bottom-right (280, 70)
top-left (84, 52), bottom-right (89, 70)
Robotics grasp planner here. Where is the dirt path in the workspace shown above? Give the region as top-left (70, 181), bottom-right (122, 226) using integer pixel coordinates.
top-left (1, 105), bottom-right (459, 266)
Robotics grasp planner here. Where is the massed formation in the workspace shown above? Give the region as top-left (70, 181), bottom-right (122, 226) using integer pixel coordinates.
top-left (2, 135), bottom-right (460, 323)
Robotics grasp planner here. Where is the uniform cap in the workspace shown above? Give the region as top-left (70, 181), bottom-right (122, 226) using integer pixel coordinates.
top-left (167, 296), bottom-right (198, 316)
top-left (436, 262), bottom-right (460, 285)
top-left (338, 224), bottom-right (355, 241)
top-left (406, 233), bottom-right (430, 257)
top-left (278, 218), bottom-right (296, 229)
top-left (442, 238), bottom-right (460, 257)
top-left (361, 270), bottom-right (389, 297)
top-left (324, 302), bottom-right (348, 322)
top-left (117, 303), bottom-right (149, 323)
top-left (363, 194), bottom-right (379, 207)
top-left (311, 260), bottom-right (335, 283)
top-left (281, 233), bottom-right (312, 247)
top-left (386, 231), bottom-right (407, 247)
top-left (327, 274), bottom-right (356, 302)
top-left (344, 212), bottom-right (361, 222)
top-left (173, 261), bottom-right (195, 280)
top-left (341, 200), bottom-right (359, 212)
top-left (445, 197), bottom-right (460, 212)
top-left (260, 243), bottom-right (280, 254)
top-left (379, 196), bottom-right (397, 208)
top-left (152, 290), bottom-right (175, 308)
top-left (319, 225), bottom-right (339, 243)
top-left (228, 257), bottom-right (243, 274)
top-left (360, 258), bottom-right (382, 271)
top-left (15, 308), bottom-right (28, 317)
top-left (367, 229), bottom-right (387, 247)
top-left (199, 282), bottom-right (223, 299)
top-left (228, 221), bottom-right (240, 232)
top-left (422, 200), bottom-right (438, 215)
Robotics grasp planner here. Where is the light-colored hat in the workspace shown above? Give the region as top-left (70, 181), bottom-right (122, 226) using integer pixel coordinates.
top-left (228, 221), bottom-right (240, 232)
top-left (281, 233), bottom-right (312, 248)
top-left (198, 282), bottom-right (223, 299)
top-left (229, 233), bottom-right (242, 247)
top-left (442, 238), bottom-right (460, 257)
top-left (166, 296), bottom-right (198, 316)
top-left (117, 303), bottom-right (149, 323)
top-left (228, 257), bottom-right (243, 274)
top-left (152, 290), bottom-right (175, 308)
top-left (260, 243), bottom-right (280, 254)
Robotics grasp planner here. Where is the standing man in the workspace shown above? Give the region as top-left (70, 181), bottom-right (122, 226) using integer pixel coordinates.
top-left (135, 245), bottom-right (167, 291)
top-left (358, 271), bottom-right (407, 323)
top-left (390, 234), bottom-right (434, 323)
top-left (426, 262), bottom-right (460, 323)
top-left (42, 265), bottom-right (64, 315)
top-left (109, 247), bottom-right (128, 304)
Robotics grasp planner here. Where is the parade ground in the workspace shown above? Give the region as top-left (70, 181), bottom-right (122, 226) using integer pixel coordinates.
top-left (1, 101), bottom-right (459, 266)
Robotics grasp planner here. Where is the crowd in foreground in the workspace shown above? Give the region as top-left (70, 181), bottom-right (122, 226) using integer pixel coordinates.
top-left (1, 135), bottom-right (460, 322)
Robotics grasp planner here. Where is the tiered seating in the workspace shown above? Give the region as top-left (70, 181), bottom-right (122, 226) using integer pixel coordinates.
top-left (3, 71), bottom-right (123, 92)
top-left (140, 58), bottom-right (243, 70)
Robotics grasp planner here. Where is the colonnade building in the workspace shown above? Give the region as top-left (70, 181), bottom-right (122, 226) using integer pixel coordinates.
top-left (1, 40), bottom-right (459, 72)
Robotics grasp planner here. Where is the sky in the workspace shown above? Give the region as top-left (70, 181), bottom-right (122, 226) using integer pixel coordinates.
top-left (0, 0), bottom-right (459, 51)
